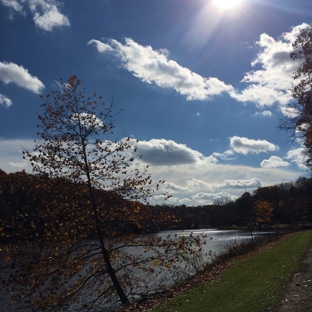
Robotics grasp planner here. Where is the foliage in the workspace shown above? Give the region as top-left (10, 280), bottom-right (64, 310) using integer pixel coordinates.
top-left (0, 77), bottom-right (203, 311)
top-left (2, 172), bottom-right (312, 238)
top-left (212, 196), bottom-right (233, 206)
top-left (151, 231), bottom-right (312, 312)
top-left (254, 200), bottom-right (273, 225)
top-left (280, 24), bottom-right (312, 168)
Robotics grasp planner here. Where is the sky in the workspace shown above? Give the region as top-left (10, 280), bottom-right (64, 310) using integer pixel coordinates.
top-left (0, 0), bottom-right (312, 206)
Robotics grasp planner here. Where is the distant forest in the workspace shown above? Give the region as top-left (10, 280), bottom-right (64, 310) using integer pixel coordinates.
top-left (168, 175), bottom-right (312, 229)
top-left (1, 169), bottom-right (311, 243)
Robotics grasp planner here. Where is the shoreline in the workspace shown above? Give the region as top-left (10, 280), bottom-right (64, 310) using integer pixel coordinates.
top-left (121, 233), bottom-right (296, 312)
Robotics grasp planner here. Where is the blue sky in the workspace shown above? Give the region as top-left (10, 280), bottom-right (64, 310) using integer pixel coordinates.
top-left (0, 0), bottom-right (311, 206)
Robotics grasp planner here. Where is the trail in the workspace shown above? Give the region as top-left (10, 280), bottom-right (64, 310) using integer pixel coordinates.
top-left (275, 238), bottom-right (312, 312)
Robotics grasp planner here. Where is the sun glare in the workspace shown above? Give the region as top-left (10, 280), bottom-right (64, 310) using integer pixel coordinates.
top-left (214, 0), bottom-right (242, 11)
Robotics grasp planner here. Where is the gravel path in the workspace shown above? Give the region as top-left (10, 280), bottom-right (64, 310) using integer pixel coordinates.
top-left (274, 239), bottom-right (312, 312)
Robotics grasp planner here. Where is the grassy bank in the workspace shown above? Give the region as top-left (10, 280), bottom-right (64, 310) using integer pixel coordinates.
top-left (151, 231), bottom-right (312, 312)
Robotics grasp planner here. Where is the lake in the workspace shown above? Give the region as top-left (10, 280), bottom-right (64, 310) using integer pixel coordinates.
top-left (0, 228), bottom-right (277, 311)
top-left (156, 228), bottom-right (271, 255)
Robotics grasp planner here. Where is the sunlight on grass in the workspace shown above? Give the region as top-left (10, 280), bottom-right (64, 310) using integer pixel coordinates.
top-left (151, 231), bottom-right (312, 312)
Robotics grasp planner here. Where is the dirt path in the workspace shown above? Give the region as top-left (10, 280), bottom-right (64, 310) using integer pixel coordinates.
top-left (274, 239), bottom-right (312, 312)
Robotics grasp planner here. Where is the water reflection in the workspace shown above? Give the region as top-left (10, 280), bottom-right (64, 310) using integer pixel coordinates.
top-left (155, 228), bottom-right (273, 256)
top-left (1, 229), bottom-right (277, 311)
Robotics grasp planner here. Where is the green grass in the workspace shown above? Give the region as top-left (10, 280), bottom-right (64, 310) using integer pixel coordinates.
top-left (151, 231), bottom-right (312, 312)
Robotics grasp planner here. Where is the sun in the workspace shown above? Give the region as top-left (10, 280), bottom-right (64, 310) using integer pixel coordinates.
top-left (213, 0), bottom-right (242, 11)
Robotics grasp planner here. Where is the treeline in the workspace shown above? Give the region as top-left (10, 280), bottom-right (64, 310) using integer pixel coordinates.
top-left (1, 169), bottom-right (311, 243)
top-left (0, 170), bottom-right (174, 242)
top-left (164, 176), bottom-right (312, 229)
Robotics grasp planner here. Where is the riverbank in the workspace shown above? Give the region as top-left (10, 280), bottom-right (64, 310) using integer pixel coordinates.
top-left (122, 231), bottom-right (312, 312)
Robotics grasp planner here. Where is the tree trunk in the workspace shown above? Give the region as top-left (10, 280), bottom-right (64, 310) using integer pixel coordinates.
top-left (89, 185), bottom-right (130, 306)
top-left (81, 134), bottom-right (129, 306)
top-left (97, 226), bottom-right (130, 306)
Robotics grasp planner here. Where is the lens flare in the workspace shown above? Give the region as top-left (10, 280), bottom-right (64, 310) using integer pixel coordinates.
top-left (214, 0), bottom-right (242, 11)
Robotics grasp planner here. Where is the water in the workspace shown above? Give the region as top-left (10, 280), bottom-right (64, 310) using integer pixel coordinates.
top-left (155, 228), bottom-right (273, 259)
top-left (0, 229), bottom-right (275, 311)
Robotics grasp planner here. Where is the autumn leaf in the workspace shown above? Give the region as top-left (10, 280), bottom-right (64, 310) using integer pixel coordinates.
top-left (68, 75), bottom-right (77, 87)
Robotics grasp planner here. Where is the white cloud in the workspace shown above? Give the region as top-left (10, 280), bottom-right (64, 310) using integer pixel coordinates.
top-left (0, 94), bottom-right (12, 107)
top-left (135, 137), bottom-right (303, 205)
top-left (260, 156), bottom-right (290, 168)
top-left (1, 0), bottom-right (24, 14)
top-left (186, 178), bottom-right (212, 190)
top-left (87, 40), bottom-right (114, 53)
top-left (230, 23), bottom-right (309, 108)
top-left (280, 106), bottom-right (299, 118)
top-left (230, 85), bottom-right (291, 107)
top-left (136, 138), bottom-right (218, 166)
top-left (0, 61), bottom-right (44, 93)
top-left (0, 138), bottom-right (304, 205)
top-left (31, 2), bottom-right (70, 31)
top-left (185, 177), bottom-right (262, 191)
top-left (230, 136), bottom-right (279, 155)
top-left (0, 138), bottom-right (35, 173)
top-left (285, 147), bottom-right (307, 170)
top-left (192, 191), bottom-right (233, 205)
top-left (88, 38), bottom-right (234, 101)
top-left (87, 24), bottom-right (309, 111)
top-left (212, 149), bottom-right (235, 160)
top-left (254, 110), bottom-right (272, 117)
top-left (159, 195), bottom-right (192, 206)
top-left (1, 0), bottom-right (69, 31)
top-left (163, 182), bottom-right (188, 193)
top-left (87, 24), bottom-right (310, 109)
top-left (221, 178), bottom-right (262, 189)
top-left (154, 163), bottom-right (301, 205)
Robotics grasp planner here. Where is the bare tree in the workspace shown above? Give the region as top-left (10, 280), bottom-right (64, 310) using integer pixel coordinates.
top-left (280, 24), bottom-right (312, 168)
top-left (0, 76), bottom-right (203, 311)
